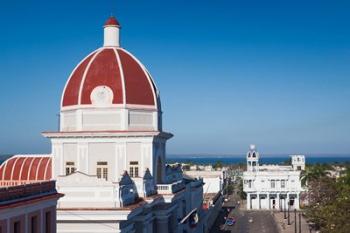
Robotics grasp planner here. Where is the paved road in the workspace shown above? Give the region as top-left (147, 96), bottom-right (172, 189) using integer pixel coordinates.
top-left (211, 194), bottom-right (279, 233)
top-left (212, 210), bottom-right (279, 233)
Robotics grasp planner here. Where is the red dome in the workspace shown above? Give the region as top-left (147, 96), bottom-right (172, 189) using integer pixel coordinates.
top-left (61, 47), bottom-right (159, 108)
top-left (0, 155), bottom-right (52, 187)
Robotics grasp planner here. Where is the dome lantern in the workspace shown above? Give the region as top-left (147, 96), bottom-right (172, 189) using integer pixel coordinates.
top-left (104, 16), bottom-right (120, 47)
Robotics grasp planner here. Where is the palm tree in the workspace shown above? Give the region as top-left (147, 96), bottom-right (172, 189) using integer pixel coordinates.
top-left (300, 164), bottom-right (330, 186)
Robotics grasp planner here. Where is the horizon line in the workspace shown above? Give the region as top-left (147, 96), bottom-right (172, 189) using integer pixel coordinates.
top-left (167, 153), bottom-right (350, 158)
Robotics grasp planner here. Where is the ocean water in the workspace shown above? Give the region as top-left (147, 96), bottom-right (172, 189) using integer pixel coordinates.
top-left (1, 155), bottom-right (349, 165)
top-left (166, 156), bottom-right (350, 165)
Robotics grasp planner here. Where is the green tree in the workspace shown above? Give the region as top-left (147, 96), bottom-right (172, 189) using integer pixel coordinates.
top-left (212, 161), bottom-right (223, 170)
top-left (225, 184), bottom-right (234, 195)
top-left (305, 167), bottom-right (350, 233)
top-left (281, 158), bottom-right (292, 165)
top-left (300, 164), bottom-right (330, 186)
top-left (237, 178), bottom-right (246, 200)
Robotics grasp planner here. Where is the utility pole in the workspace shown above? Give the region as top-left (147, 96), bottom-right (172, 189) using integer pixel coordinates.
top-left (299, 212), bottom-right (302, 233)
top-left (294, 209), bottom-right (297, 233)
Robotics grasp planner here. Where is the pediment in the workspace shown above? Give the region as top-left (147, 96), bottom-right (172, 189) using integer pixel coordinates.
top-left (57, 171), bottom-right (111, 186)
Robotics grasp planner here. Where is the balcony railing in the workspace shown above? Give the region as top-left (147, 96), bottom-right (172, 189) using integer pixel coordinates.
top-left (156, 180), bottom-right (185, 194)
top-left (243, 185), bottom-right (301, 193)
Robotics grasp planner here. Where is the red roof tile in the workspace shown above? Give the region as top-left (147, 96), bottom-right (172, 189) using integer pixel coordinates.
top-left (0, 156), bottom-right (52, 187)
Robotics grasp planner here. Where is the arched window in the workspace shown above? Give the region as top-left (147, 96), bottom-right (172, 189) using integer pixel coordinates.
top-left (252, 153), bottom-right (256, 158)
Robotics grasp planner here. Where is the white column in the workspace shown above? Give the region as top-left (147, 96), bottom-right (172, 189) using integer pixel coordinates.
top-left (153, 111), bottom-right (158, 131)
top-left (120, 109), bottom-right (128, 130)
top-left (247, 193), bottom-right (251, 209)
top-left (295, 193), bottom-right (300, 210)
top-left (77, 142), bottom-right (88, 174)
top-left (52, 142), bottom-right (64, 177)
top-left (76, 109), bottom-right (83, 130)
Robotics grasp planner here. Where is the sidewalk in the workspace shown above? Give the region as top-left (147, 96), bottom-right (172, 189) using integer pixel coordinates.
top-left (273, 211), bottom-right (310, 233)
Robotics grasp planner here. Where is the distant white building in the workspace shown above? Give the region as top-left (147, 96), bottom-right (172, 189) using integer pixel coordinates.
top-left (184, 169), bottom-right (226, 194)
top-left (184, 167), bottom-right (225, 232)
top-left (243, 145), bottom-right (304, 210)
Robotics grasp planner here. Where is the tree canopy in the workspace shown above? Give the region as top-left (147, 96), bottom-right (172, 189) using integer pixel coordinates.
top-left (305, 165), bottom-right (350, 233)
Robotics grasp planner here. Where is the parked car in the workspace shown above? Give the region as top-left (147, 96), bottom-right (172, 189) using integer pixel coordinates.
top-left (225, 217), bottom-right (236, 226)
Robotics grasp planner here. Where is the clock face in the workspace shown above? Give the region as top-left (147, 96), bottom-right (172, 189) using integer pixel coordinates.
top-left (90, 86), bottom-right (114, 106)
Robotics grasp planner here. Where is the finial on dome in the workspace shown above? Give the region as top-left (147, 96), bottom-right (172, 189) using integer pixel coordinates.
top-left (103, 16), bottom-right (120, 47)
top-left (249, 144), bottom-right (256, 151)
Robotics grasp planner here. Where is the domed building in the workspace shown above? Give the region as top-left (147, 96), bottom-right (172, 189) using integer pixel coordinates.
top-left (44, 16), bottom-right (167, 185)
top-left (1, 17), bottom-right (208, 233)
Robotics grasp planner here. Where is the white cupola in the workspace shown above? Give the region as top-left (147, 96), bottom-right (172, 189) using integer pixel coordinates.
top-left (247, 144), bottom-right (259, 172)
top-left (103, 16), bottom-right (120, 47)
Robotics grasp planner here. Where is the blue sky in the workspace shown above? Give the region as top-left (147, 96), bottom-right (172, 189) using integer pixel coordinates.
top-left (0, 0), bottom-right (349, 155)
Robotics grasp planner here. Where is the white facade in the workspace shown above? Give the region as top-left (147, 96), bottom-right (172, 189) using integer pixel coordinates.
top-left (184, 170), bottom-right (225, 194)
top-left (41, 16), bottom-right (207, 233)
top-left (0, 181), bottom-right (60, 233)
top-left (243, 145), bottom-right (304, 210)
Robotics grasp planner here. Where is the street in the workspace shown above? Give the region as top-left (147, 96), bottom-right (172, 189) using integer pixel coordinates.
top-left (210, 193), bottom-right (279, 233)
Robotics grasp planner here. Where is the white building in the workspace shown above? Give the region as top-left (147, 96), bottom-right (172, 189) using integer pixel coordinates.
top-left (184, 169), bottom-right (225, 195)
top-left (243, 145), bottom-right (304, 210)
top-left (183, 168), bottom-right (225, 233)
top-left (0, 181), bottom-right (62, 233)
top-left (0, 16), bottom-right (208, 233)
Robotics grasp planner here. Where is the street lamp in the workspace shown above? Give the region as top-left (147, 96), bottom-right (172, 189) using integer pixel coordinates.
top-left (287, 203), bottom-right (290, 225)
top-left (294, 209), bottom-right (297, 233)
top-left (299, 212), bottom-right (302, 233)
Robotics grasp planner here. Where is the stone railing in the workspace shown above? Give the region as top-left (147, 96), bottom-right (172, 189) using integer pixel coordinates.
top-left (133, 177), bottom-right (157, 198)
top-left (156, 180), bottom-right (185, 195)
top-left (260, 187), bottom-right (301, 192)
top-left (244, 186), bottom-right (302, 193)
top-left (0, 181), bottom-right (56, 202)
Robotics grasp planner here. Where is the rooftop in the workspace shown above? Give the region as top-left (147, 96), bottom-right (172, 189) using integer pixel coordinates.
top-left (0, 181), bottom-right (62, 209)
